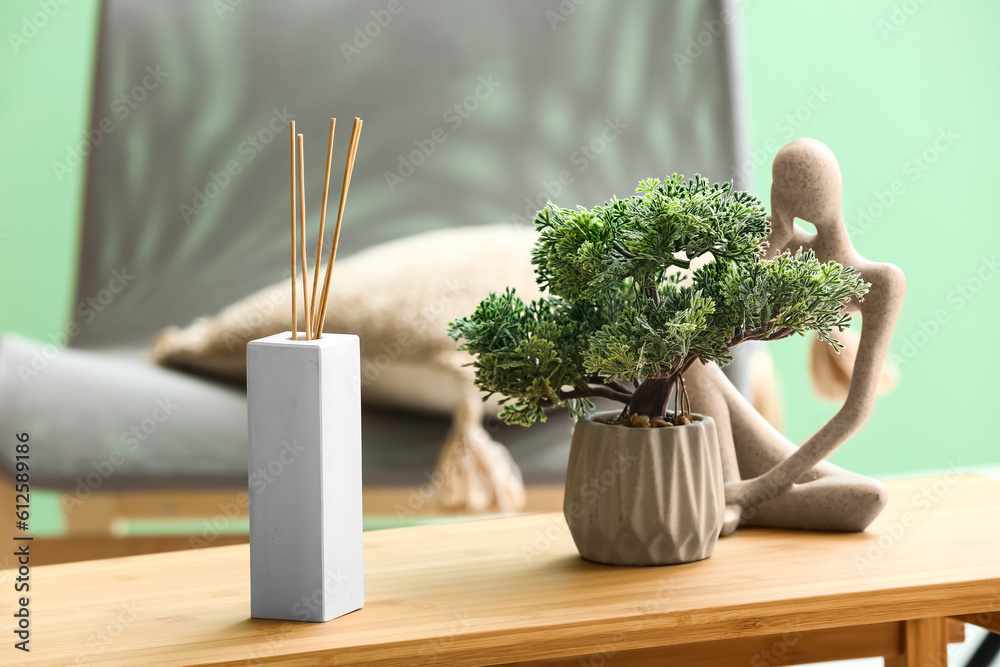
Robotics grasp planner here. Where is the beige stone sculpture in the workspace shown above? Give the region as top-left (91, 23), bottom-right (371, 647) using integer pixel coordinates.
top-left (685, 138), bottom-right (906, 536)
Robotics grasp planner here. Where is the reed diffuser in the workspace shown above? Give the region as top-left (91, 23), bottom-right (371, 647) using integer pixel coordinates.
top-left (247, 118), bottom-right (365, 622)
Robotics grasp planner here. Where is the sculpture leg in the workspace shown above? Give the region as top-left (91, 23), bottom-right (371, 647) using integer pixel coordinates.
top-left (683, 362), bottom-right (743, 536)
top-left (739, 469), bottom-right (888, 531)
top-left (686, 361), bottom-right (888, 533)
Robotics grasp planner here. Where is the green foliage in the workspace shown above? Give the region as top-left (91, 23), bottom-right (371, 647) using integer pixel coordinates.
top-left (447, 288), bottom-right (619, 425)
top-left (449, 175), bottom-right (869, 425)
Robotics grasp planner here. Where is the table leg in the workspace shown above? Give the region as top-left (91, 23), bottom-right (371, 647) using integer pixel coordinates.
top-left (885, 618), bottom-right (948, 667)
top-left (0, 476), bottom-right (16, 570)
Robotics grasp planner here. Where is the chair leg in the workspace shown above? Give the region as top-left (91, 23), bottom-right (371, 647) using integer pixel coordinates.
top-left (0, 476), bottom-right (15, 571)
top-left (885, 618), bottom-right (948, 667)
top-left (963, 632), bottom-right (1000, 667)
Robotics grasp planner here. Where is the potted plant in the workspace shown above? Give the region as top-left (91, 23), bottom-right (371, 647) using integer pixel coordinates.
top-left (448, 175), bottom-right (868, 566)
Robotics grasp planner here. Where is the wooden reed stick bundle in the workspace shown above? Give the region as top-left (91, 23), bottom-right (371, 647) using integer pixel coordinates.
top-left (289, 121), bottom-right (298, 340)
top-left (288, 117), bottom-right (362, 340)
top-left (296, 133), bottom-right (311, 340)
top-left (315, 117), bottom-right (363, 335)
top-left (310, 118), bottom-right (337, 333)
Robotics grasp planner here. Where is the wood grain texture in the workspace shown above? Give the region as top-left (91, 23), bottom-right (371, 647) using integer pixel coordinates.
top-left (0, 477), bottom-right (15, 571)
top-left (26, 535), bottom-right (250, 566)
top-left (884, 617), bottom-right (948, 667)
top-left (360, 484), bottom-right (564, 518)
top-left (63, 488), bottom-right (248, 526)
top-left (35, 486), bottom-right (564, 566)
top-left (502, 622), bottom-right (906, 666)
top-left (1, 475), bottom-right (997, 666)
top-left (515, 620), bottom-right (967, 667)
top-left (948, 617), bottom-right (966, 643)
top-left (952, 611), bottom-right (1000, 634)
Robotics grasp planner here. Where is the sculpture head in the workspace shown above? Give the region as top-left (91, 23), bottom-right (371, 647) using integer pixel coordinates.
top-left (771, 138), bottom-right (843, 229)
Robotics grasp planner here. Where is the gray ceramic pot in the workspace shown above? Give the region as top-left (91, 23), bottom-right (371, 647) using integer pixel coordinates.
top-left (563, 412), bottom-right (724, 566)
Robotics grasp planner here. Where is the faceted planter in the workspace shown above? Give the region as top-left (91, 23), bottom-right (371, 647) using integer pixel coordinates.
top-left (563, 412), bottom-right (724, 566)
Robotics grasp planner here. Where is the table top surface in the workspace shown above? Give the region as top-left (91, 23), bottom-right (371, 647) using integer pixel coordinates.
top-left (3, 474), bottom-right (999, 666)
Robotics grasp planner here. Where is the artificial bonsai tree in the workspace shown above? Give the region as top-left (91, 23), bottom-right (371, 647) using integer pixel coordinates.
top-left (448, 175), bottom-right (869, 427)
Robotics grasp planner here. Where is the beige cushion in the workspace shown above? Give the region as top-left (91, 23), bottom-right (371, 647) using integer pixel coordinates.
top-left (152, 225), bottom-right (543, 415)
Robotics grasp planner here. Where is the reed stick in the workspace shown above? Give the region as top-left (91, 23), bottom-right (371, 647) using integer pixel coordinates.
top-left (289, 121), bottom-right (298, 340)
top-left (315, 118), bottom-right (363, 334)
top-left (309, 118), bottom-right (336, 338)
top-left (297, 133), bottom-right (312, 340)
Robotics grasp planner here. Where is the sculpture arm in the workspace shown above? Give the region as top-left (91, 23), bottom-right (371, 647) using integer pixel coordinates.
top-left (730, 261), bottom-right (905, 509)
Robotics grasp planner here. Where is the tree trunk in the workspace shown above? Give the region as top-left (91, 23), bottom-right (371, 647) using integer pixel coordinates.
top-left (626, 377), bottom-right (675, 418)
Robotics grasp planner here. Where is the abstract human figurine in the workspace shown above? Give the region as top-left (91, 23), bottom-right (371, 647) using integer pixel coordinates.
top-left (684, 138), bottom-right (906, 536)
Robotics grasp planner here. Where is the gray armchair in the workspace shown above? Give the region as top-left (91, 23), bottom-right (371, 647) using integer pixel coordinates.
top-left (0, 0), bottom-right (752, 563)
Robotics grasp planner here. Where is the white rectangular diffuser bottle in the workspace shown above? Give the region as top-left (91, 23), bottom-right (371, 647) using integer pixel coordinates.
top-left (247, 331), bottom-right (364, 622)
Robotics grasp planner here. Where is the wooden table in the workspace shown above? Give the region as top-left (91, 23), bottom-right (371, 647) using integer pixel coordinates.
top-left (3, 475), bottom-right (999, 666)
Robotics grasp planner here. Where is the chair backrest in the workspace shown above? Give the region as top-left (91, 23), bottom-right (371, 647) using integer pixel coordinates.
top-left (72, 0), bottom-right (749, 349)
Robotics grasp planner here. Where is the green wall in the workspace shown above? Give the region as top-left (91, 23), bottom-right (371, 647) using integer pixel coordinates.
top-left (1, 0), bottom-right (100, 534)
top-left (742, 1), bottom-right (1000, 475)
top-left (1, 0), bottom-right (996, 503)
top-left (0, 0), bottom-right (98, 341)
